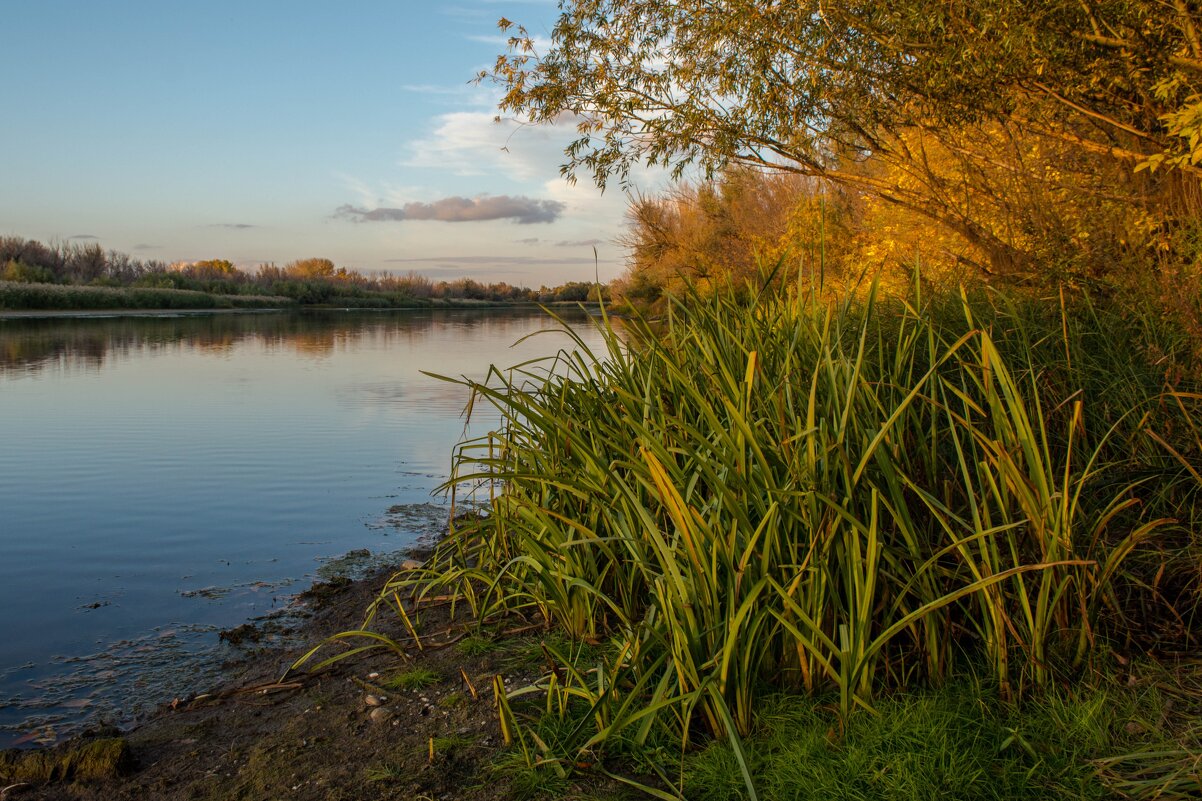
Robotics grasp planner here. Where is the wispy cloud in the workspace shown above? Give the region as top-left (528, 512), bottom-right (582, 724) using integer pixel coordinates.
top-left (67, 234), bottom-right (98, 240)
top-left (132, 243), bottom-right (160, 251)
top-left (401, 110), bottom-right (581, 181)
top-left (555, 238), bottom-right (603, 247)
top-left (208, 223), bottom-right (257, 230)
top-left (336, 195), bottom-right (565, 225)
top-left (401, 83), bottom-right (474, 96)
top-left (400, 83), bottom-right (495, 108)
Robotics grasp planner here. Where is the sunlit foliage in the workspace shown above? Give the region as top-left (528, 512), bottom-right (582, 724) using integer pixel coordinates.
top-left (488, 0), bottom-right (1202, 290)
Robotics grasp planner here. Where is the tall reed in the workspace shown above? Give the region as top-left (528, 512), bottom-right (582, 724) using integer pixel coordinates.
top-left (387, 277), bottom-right (1194, 792)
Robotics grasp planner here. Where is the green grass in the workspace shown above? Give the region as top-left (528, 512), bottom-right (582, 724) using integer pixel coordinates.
top-left (457, 634), bottom-right (501, 657)
top-left (680, 682), bottom-right (1153, 801)
top-left (364, 762), bottom-right (407, 783)
top-left (438, 690), bottom-right (468, 709)
top-left (489, 747), bottom-right (573, 800)
top-left (381, 667), bottom-right (442, 691)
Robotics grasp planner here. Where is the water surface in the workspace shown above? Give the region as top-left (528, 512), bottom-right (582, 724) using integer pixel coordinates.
top-left (0, 308), bottom-right (601, 747)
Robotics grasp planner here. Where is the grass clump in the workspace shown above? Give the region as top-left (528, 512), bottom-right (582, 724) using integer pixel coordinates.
top-left (457, 634), bottom-right (500, 657)
top-left (438, 690), bottom-right (468, 709)
top-left (364, 762), bottom-right (407, 783)
top-left (382, 667), bottom-right (442, 691)
top-left (489, 748), bottom-right (572, 801)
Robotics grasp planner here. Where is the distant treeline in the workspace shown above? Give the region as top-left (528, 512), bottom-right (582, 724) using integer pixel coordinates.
top-left (0, 237), bottom-right (608, 309)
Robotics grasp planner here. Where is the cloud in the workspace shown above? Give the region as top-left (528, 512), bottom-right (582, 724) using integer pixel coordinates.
top-left (209, 223), bottom-right (257, 229)
top-left (67, 234), bottom-right (98, 240)
top-left (515, 237), bottom-right (541, 245)
top-left (401, 109), bottom-right (583, 181)
top-left (555, 239), bottom-right (603, 247)
top-left (336, 195), bottom-right (565, 225)
top-left (132, 243), bottom-right (161, 251)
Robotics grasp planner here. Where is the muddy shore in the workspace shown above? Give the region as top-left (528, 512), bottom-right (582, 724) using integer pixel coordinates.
top-left (0, 555), bottom-right (620, 801)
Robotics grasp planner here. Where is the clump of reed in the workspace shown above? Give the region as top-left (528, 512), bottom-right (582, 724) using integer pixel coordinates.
top-left (378, 276), bottom-right (1199, 796)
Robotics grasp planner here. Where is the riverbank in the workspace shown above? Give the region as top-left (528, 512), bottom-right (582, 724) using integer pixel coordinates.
top-left (6, 551), bottom-right (1200, 801)
top-left (0, 555), bottom-right (582, 801)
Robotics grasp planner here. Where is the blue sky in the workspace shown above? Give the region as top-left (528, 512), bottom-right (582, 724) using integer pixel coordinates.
top-left (1, 1), bottom-right (654, 285)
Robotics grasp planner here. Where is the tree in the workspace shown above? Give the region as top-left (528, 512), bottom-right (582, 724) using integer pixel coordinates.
top-left (618, 168), bottom-right (860, 300)
top-left (488, 1), bottom-right (1202, 281)
top-left (285, 258), bottom-right (337, 280)
top-left (188, 259), bottom-right (240, 280)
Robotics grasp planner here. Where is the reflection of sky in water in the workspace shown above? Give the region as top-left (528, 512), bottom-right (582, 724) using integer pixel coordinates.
top-left (0, 308), bottom-right (608, 746)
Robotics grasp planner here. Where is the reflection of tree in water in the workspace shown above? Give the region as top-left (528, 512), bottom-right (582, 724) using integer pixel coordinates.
top-left (282, 330), bottom-right (338, 357)
top-left (0, 309), bottom-right (594, 376)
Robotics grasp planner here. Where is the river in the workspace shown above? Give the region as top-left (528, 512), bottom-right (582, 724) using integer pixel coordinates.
top-left (0, 307), bottom-right (605, 748)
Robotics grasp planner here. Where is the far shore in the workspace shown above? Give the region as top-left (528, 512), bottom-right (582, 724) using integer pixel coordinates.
top-left (0, 300), bottom-right (596, 321)
top-left (0, 307), bottom-right (290, 320)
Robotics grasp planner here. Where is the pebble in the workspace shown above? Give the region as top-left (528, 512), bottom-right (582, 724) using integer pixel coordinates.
top-left (401, 559), bottom-right (423, 570)
top-left (369, 707), bottom-right (394, 723)
top-left (367, 672), bottom-right (380, 680)
top-left (364, 694), bottom-right (385, 707)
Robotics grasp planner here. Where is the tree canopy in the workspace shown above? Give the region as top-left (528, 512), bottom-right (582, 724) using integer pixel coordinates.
top-left (490, 0), bottom-right (1202, 283)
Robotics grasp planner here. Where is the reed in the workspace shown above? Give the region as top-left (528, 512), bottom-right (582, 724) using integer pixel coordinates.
top-left (366, 275), bottom-right (1197, 796)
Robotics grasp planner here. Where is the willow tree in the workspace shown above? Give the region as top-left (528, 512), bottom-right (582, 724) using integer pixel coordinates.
top-left (488, 0), bottom-right (1202, 283)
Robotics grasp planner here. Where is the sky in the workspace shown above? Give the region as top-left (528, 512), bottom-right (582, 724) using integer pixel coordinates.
top-left (0, 1), bottom-right (661, 286)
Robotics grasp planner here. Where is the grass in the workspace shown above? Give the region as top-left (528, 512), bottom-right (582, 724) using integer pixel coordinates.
top-left (438, 690), bottom-right (469, 709)
top-left (0, 279), bottom-right (292, 311)
top-left (381, 667), bottom-right (442, 691)
top-left (353, 272), bottom-right (1200, 798)
top-left (364, 762), bottom-right (407, 783)
top-left (457, 634), bottom-right (501, 657)
top-left (679, 680), bottom-right (1157, 801)
top-left (480, 656), bottom-right (1201, 801)
top-left (489, 747), bottom-right (573, 801)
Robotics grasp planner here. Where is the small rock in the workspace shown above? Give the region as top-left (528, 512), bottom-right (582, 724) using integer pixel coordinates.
top-left (400, 559), bottom-right (423, 570)
top-left (367, 672), bottom-right (380, 680)
top-left (365, 694), bottom-right (385, 707)
top-left (369, 707), bottom-right (393, 723)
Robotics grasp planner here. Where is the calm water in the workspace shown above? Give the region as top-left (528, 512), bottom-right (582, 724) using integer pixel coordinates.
top-left (0, 308), bottom-right (603, 748)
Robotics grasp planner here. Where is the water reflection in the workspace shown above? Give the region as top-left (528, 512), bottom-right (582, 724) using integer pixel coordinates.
top-left (0, 308), bottom-right (588, 376)
top-left (0, 307), bottom-right (605, 748)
